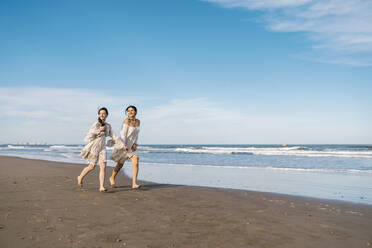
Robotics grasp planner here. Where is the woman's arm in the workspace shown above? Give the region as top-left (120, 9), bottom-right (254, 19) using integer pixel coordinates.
top-left (134, 119), bottom-right (140, 144)
top-left (120, 120), bottom-right (130, 151)
top-left (107, 124), bottom-right (123, 147)
top-left (131, 120), bottom-right (140, 151)
top-left (84, 122), bottom-right (101, 143)
top-left (120, 120), bottom-right (129, 144)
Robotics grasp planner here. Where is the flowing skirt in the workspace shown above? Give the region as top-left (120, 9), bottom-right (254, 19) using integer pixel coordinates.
top-left (81, 137), bottom-right (106, 165)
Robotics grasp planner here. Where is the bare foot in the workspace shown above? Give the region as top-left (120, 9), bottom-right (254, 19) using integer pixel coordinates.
top-left (99, 187), bottom-right (107, 192)
top-left (132, 184), bottom-right (141, 189)
top-left (109, 176), bottom-right (116, 187)
top-left (77, 176), bottom-right (83, 188)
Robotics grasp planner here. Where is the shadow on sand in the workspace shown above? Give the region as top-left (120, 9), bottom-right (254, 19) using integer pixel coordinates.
top-left (108, 183), bottom-right (183, 192)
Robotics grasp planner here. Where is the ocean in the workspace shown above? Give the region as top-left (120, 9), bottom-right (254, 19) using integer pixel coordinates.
top-left (1, 144), bottom-right (371, 204)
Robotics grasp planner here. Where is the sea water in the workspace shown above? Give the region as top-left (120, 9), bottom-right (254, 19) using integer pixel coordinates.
top-left (1, 144), bottom-right (371, 204)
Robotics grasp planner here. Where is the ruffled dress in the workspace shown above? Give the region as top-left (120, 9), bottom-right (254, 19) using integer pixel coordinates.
top-left (80, 121), bottom-right (120, 165)
top-left (110, 123), bottom-right (140, 164)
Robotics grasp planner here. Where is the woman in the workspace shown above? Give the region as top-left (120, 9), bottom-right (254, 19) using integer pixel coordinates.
top-left (109, 105), bottom-right (141, 189)
top-left (78, 107), bottom-right (120, 192)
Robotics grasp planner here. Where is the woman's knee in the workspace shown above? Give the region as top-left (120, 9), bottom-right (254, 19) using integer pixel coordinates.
top-left (100, 162), bottom-right (107, 170)
top-left (132, 156), bottom-right (139, 164)
top-left (88, 164), bottom-right (96, 170)
top-left (114, 163), bottom-right (123, 172)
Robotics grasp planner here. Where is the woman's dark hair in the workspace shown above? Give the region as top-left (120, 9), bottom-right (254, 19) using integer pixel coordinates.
top-left (98, 107), bottom-right (108, 125)
top-left (125, 105), bottom-right (137, 115)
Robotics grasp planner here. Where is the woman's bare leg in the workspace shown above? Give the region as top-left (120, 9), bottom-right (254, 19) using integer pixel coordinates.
top-left (99, 162), bottom-right (107, 192)
top-left (109, 162), bottom-right (124, 187)
top-left (77, 163), bottom-right (95, 188)
top-left (130, 156), bottom-right (141, 189)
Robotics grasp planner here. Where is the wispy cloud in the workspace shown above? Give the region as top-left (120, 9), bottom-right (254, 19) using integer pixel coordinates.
top-left (0, 87), bottom-right (139, 143)
top-left (140, 98), bottom-right (367, 144)
top-left (143, 98), bottom-right (246, 124)
top-left (0, 87), bottom-right (369, 144)
top-left (204, 0), bottom-right (372, 66)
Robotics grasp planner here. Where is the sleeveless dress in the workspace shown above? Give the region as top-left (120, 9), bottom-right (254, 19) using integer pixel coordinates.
top-left (110, 123), bottom-right (140, 164)
top-left (80, 121), bottom-right (119, 165)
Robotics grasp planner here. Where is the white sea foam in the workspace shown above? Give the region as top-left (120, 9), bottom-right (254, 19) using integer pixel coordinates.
top-left (49, 145), bottom-right (71, 149)
top-left (141, 162), bottom-right (372, 174)
top-left (166, 146), bottom-right (372, 158)
top-left (7, 145), bottom-right (27, 149)
top-left (3, 144), bottom-right (372, 158)
top-left (4, 145), bottom-right (44, 150)
top-left (141, 146), bottom-right (177, 152)
top-left (45, 145), bottom-right (83, 152)
top-left (49, 145), bottom-right (83, 150)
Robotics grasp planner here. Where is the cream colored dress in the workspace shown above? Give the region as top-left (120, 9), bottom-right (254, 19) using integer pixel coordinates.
top-left (110, 123), bottom-right (140, 164)
top-left (80, 121), bottom-right (120, 165)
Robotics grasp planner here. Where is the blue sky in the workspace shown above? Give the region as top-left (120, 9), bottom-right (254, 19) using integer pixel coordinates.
top-left (0, 0), bottom-right (371, 144)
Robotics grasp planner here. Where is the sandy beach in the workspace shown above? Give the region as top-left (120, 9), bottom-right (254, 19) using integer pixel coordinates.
top-left (0, 155), bottom-right (371, 248)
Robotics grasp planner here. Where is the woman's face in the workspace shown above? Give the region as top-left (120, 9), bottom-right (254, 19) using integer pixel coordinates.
top-left (99, 110), bottom-right (107, 121)
top-left (127, 107), bottom-right (137, 118)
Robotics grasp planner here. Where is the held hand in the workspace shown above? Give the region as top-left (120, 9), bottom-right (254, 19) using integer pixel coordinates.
top-left (123, 145), bottom-right (129, 151)
top-left (99, 126), bottom-right (106, 132)
top-left (132, 143), bottom-right (137, 151)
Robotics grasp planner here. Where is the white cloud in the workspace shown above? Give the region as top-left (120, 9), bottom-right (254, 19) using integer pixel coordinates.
top-left (0, 87), bottom-right (139, 143)
top-left (204, 0), bottom-right (372, 66)
top-left (143, 98), bottom-right (245, 124)
top-left (140, 98), bottom-right (371, 144)
top-left (0, 87), bottom-right (370, 144)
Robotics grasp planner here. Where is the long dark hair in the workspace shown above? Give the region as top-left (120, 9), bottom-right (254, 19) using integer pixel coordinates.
top-left (98, 107), bottom-right (108, 126)
top-left (125, 105), bottom-right (137, 115)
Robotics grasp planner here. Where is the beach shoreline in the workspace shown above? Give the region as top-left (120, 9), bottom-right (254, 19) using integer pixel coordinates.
top-left (1, 153), bottom-right (371, 206)
top-left (0, 155), bottom-right (371, 247)
top-left (2, 144), bottom-right (371, 205)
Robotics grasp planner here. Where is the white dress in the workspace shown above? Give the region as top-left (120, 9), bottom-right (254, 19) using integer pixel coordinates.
top-left (110, 123), bottom-right (140, 164)
top-left (80, 121), bottom-right (120, 165)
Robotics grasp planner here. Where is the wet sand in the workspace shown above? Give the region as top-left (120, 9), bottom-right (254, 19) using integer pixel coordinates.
top-left (0, 155), bottom-right (371, 248)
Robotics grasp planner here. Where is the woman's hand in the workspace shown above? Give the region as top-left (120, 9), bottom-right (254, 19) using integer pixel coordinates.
top-left (99, 126), bottom-right (106, 132)
top-left (132, 143), bottom-right (137, 151)
top-left (123, 145), bottom-right (129, 151)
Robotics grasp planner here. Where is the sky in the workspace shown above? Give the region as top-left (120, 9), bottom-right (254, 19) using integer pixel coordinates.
top-left (0, 0), bottom-right (371, 144)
